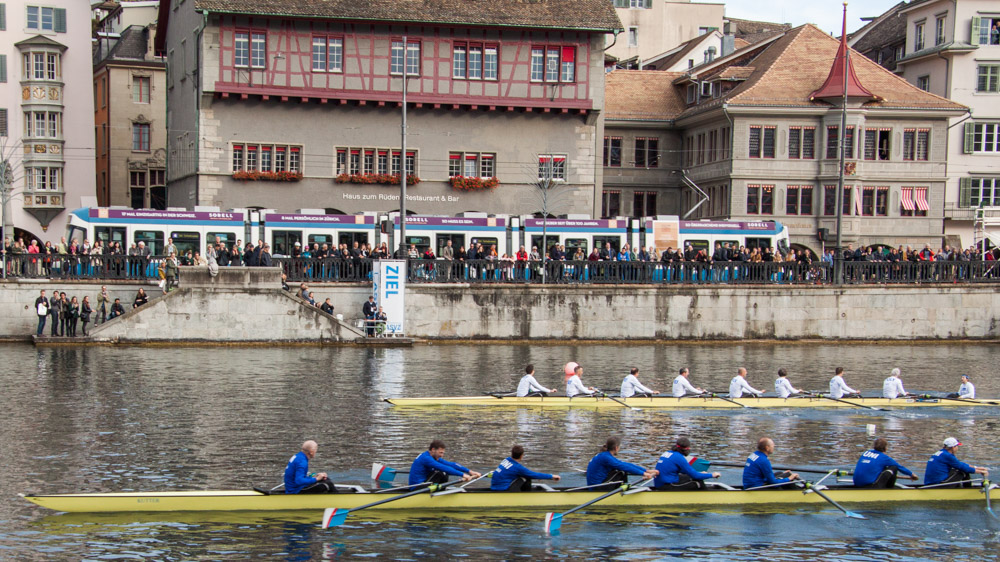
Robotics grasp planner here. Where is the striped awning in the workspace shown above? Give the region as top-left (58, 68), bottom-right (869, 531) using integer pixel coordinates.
top-left (914, 187), bottom-right (930, 211)
top-left (901, 187), bottom-right (915, 211)
top-left (853, 187), bottom-right (862, 216)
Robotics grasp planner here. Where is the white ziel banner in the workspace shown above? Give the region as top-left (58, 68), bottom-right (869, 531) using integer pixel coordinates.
top-left (373, 260), bottom-right (406, 336)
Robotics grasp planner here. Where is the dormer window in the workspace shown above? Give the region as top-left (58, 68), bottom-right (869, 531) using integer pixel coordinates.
top-left (700, 82), bottom-right (713, 97)
top-left (686, 84), bottom-right (697, 104)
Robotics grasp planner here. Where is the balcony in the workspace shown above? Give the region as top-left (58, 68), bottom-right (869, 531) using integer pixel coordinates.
top-left (943, 203), bottom-right (1000, 221)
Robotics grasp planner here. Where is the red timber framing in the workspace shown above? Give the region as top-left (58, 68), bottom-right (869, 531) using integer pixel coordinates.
top-left (213, 16), bottom-right (594, 113)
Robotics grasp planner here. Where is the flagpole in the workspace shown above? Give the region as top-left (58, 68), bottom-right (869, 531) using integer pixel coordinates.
top-left (833, 2), bottom-right (849, 286)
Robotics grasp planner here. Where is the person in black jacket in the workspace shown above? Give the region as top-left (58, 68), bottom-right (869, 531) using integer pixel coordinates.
top-left (49, 291), bottom-right (61, 336)
top-left (34, 289), bottom-right (48, 336)
top-left (363, 296), bottom-right (377, 336)
top-left (81, 296), bottom-right (93, 336)
top-left (259, 244), bottom-right (273, 267)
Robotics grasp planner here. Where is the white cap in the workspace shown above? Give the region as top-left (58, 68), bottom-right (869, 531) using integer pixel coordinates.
top-left (943, 437), bottom-right (961, 448)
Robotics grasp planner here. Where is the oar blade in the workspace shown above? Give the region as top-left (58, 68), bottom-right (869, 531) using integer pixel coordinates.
top-left (371, 463), bottom-right (397, 482)
top-left (845, 510), bottom-right (867, 520)
top-left (321, 507), bottom-right (349, 528)
top-left (544, 512), bottom-right (563, 534)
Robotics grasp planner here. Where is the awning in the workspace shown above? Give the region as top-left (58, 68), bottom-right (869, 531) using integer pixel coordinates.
top-left (914, 187), bottom-right (930, 211)
top-left (901, 187), bottom-right (915, 211)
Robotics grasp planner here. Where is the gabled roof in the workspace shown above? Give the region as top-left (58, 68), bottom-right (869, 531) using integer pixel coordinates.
top-left (677, 24), bottom-right (966, 120)
top-left (643, 31), bottom-right (720, 71)
top-left (192, 0), bottom-right (622, 32)
top-left (849, 1), bottom-right (906, 54)
top-left (98, 25), bottom-right (151, 63)
top-left (14, 35), bottom-right (67, 50)
top-left (725, 16), bottom-right (791, 45)
top-left (604, 70), bottom-right (686, 121)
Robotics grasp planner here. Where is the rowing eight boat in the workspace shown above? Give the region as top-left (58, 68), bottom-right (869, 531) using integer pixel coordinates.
top-left (22, 484), bottom-right (989, 513)
top-left (384, 395), bottom-right (998, 409)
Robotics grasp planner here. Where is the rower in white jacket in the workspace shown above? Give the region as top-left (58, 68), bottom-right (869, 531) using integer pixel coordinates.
top-left (566, 365), bottom-right (596, 398)
top-left (516, 364), bottom-right (555, 397)
top-left (829, 367), bottom-right (859, 399)
top-left (882, 368), bottom-right (909, 399)
top-left (957, 375), bottom-right (975, 399)
top-left (621, 368), bottom-right (659, 398)
top-left (672, 367), bottom-right (704, 397)
top-left (729, 368), bottom-right (763, 398)
top-left (774, 368), bottom-right (802, 398)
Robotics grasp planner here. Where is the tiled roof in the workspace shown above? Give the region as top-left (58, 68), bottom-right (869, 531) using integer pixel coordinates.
top-left (604, 70), bottom-right (687, 121)
top-left (679, 24), bottom-right (966, 119)
top-left (733, 38), bottom-right (751, 50)
top-left (850, 2), bottom-right (906, 54)
top-left (194, 0), bottom-right (622, 31)
top-left (716, 66), bottom-right (754, 80)
top-left (725, 16), bottom-right (791, 45)
top-left (647, 34), bottom-right (710, 70)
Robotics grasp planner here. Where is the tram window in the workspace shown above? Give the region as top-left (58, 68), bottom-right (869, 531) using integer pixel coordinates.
top-left (686, 239), bottom-right (710, 254)
top-left (208, 232), bottom-right (237, 250)
top-left (719, 239), bottom-right (739, 249)
top-left (530, 235), bottom-right (558, 255)
top-left (745, 237), bottom-right (772, 250)
top-left (404, 236), bottom-right (430, 254)
top-left (272, 230), bottom-right (302, 256)
top-left (471, 237), bottom-right (499, 254)
top-left (339, 232), bottom-right (369, 248)
top-left (67, 225), bottom-right (87, 246)
top-left (565, 238), bottom-right (588, 256)
top-left (308, 234), bottom-right (333, 247)
top-left (95, 227), bottom-right (126, 248)
top-left (134, 230), bottom-right (164, 255)
top-left (593, 236), bottom-right (620, 253)
top-left (437, 234), bottom-right (465, 255)
top-left (170, 231), bottom-right (201, 256)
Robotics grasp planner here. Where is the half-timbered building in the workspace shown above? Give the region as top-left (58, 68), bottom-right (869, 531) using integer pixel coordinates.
top-left (155, 0), bottom-right (621, 217)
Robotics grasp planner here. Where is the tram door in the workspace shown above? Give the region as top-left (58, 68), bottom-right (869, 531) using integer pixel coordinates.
top-left (339, 232), bottom-right (369, 250)
top-left (95, 226), bottom-right (126, 248)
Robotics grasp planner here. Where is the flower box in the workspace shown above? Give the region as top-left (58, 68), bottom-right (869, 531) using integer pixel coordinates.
top-left (449, 176), bottom-right (499, 191)
top-left (232, 171), bottom-right (303, 182)
top-left (334, 173), bottom-right (420, 186)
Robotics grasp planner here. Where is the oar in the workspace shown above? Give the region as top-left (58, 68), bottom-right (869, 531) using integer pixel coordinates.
top-left (815, 393), bottom-right (888, 411)
top-left (321, 478), bottom-right (464, 528)
top-left (432, 471), bottom-right (493, 496)
top-left (594, 389), bottom-right (641, 411)
top-left (801, 481), bottom-right (866, 519)
top-left (920, 394), bottom-right (999, 406)
top-left (544, 477), bottom-right (652, 534)
top-left (711, 461), bottom-right (852, 476)
top-left (487, 391), bottom-right (517, 398)
top-left (983, 480), bottom-right (998, 518)
top-left (371, 462), bottom-right (408, 482)
top-left (706, 392), bottom-right (754, 409)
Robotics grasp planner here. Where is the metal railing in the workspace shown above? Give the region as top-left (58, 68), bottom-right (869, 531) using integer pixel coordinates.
top-left (3, 254), bottom-right (999, 285)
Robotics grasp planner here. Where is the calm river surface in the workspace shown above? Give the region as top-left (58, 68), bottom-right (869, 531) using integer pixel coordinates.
top-left (1, 342), bottom-right (999, 560)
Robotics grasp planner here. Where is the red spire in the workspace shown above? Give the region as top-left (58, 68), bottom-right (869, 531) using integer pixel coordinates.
top-left (810, 3), bottom-right (876, 102)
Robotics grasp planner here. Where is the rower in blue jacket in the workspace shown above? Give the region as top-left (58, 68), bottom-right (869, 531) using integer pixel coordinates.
top-left (408, 440), bottom-right (482, 486)
top-left (284, 440), bottom-right (336, 494)
top-left (924, 437), bottom-right (989, 487)
top-left (853, 437), bottom-right (918, 488)
top-left (586, 437), bottom-right (657, 489)
top-left (743, 437), bottom-right (801, 489)
top-left (654, 437), bottom-right (721, 490)
top-left (490, 445), bottom-right (561, 491)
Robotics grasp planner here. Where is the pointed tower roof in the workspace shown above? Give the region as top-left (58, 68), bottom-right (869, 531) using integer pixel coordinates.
top-left (809, 3), bottom-right (877, 102)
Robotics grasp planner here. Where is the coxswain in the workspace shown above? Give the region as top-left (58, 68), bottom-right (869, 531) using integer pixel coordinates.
top-left (743, 437), bottom-right (800, 490)
top-left (490, 445), bottom-right (561, 491)
top-left (566, 365), bottom-right (596, 398)
top-left (829, 367), bottom-right (859, 399)
top-left (654, 437), bottom-right (720, 490)
top-left (774, 368), bottom-right (803, 398)
top-left (924, 437), bottom-right (989, 487)
top-left (947, 375), bottom-right (975, 399)
top-left (882, 368), bottom-right (912, 399)
top-left (852, 437), bottom-right (918, 488)
top-left (621, 367), bottom-right (659, 398)
top-left (284, 440), bottom-right (336, 494)
top-left (729, 367), bottom-right (764, 398)
top-left (585, 437), bottom-right (657, 489)
top-left (408, 440), bottom-right (482, 486)
top-left (517, 364), bottom-right (556, 397)
top-left (672, 367), bottom-right (704, 397)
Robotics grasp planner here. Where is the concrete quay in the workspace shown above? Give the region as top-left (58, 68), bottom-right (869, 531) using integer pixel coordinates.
top-left (1, 268), bottom-right (997, 342)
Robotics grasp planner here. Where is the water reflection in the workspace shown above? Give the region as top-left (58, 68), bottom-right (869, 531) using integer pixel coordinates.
top-left (1, 342), bottom-right (999, 559)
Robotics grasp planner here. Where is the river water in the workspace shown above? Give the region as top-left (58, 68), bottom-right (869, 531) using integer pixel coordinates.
top-left (1, 342), bottom-right (998, 560)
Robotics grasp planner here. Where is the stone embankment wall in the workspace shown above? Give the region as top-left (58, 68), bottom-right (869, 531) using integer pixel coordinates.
top-left (1, 273), bottom-right (998, 341)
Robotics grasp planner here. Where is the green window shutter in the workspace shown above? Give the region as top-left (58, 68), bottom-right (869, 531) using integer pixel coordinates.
top-left (963, 122), bottom-right (975, 153)
top-left (971, 16), bottom-right (981, 45)
top-left (959, 177), bottom-right (972, 207)
top-left (0, 4), bottom-right (6, 31)
top-left (644, 0), bottom-right (652, 8)
top-left (0, 55), bottom-right (6, 83)
top-left (54, 7), bottom-right (65, 33)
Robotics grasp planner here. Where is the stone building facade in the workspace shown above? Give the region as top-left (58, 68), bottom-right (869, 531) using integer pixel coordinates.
top-left (0, 0), bottom-right (95, 244)
top-left (603, 24), bottom-right (967, 255)
top-left (155, 0), bottom-right (620, 218)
